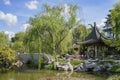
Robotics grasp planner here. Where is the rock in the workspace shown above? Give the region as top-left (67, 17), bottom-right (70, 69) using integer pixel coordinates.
top-left (74, 63), bottom-right (87, 72)
top-left (12, 60), bottom-right (24, 68)
top-left (93, 65), bottom-right (103, 72)
top-left (74, 61), bottom-right (113, 72)
top-left (66, 60), bottom-right (73, 71)
top-left (74, 61), bottom-right (98, 72)
top-left (84, 61), bottom-right (97, 69)
top-left (103, 63), bottom-right (112, 71)
top-left (104, 63), bottom-right (112, 68)
top-left (56, 59), bottom-right (73, 71)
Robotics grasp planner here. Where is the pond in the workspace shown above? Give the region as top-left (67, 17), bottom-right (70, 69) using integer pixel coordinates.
top-left (0, 70), bottom-right (106, 80)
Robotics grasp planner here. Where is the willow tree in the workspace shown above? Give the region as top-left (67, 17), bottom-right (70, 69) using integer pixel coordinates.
top-left (24, 4), bottom-right (80, 69)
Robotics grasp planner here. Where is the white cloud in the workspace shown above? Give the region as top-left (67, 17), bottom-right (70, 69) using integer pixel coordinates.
top-left (0, 11), bottom-right (18, 26)
top-left (4, 31), bottom-right (15, 39)
top-left (25, 0), bottom-right (39, 10)
top-left (3, 0), bottom-right (11, 5)
top-left (97, 18), bottom-right (107, 29)
top-left (21, 23), bottom-right (31, 31)
top-left (60, 4), bottom-right (70, 20)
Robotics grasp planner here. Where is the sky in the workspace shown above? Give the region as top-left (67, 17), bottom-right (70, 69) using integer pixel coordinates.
top-left (0, 0), bottom-right (119, 38)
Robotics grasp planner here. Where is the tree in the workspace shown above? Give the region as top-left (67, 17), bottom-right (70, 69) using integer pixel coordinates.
top-left (108, 0), bottom-right (120, 50)
top-left (11, 32), bottom-right (25, 53)
top-left (110, 0), bottom-right (120, 40)
top-left (0, 32), bottom-right (9, 47)
top-left (23, 4), bottom-right (82, 69)
top-left (11, 32), bottom-right (25, 42)
top-left (24, 4), bottom-right (80, 55)
top-left (72, 25), bottom-right (91, 43)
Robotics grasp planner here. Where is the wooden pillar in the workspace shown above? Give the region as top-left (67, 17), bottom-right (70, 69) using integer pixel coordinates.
top-left (95, 46), bottom-right (97, 58)
top-left (87, 47), bottom-right (90, 59)
top-left (94, 45), bottom-right (97, 58)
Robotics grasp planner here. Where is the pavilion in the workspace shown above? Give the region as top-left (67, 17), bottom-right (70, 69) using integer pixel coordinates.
top-left (81, 22), bottom-right (108, 59)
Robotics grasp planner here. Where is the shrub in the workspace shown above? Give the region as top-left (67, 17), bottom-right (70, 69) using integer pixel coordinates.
top-left (110, 65), bottom-right (120, 73)
top-left (0, 47), bottom-right (15, 72)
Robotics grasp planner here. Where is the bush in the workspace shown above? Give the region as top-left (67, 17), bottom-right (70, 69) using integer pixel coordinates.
top-left (107, 75), bottom-right (120, 80)
top-left (110, 65), bottom-right (120, 73)
top-left (0, 47), bottom-right (15, 72)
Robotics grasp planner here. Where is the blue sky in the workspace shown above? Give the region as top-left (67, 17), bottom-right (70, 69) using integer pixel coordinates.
top-left (0, 0), bottom-right (118, 36)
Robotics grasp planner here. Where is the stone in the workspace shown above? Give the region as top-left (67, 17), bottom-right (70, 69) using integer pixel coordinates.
top-left (56, 59), bottom-right (73, 71)
top-left (12, 60), bottom-right (24, 68)
top-left (93, 65), bottom-right (103, 72)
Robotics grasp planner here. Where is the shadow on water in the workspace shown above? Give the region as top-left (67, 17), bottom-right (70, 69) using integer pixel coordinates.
top-left (0, 70), bottom-right (106, 80)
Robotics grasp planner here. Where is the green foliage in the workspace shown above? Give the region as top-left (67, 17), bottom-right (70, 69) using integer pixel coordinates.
top-left (12, 32), bottom-right (25, 42)
top-left (11, 32), bottom-right (26, 53)
top-left (58, 59), bottom-right (85, 67)
top-left (72, 25), bottom-right (91, 52)
top-left (72, 25), bottom-right (91, 43)
top-left (107, 75), bottom-right (120, 80)
top-left (97, 60), bottom-right (115, 65)
top-left (110, 65), bottom-right (120, 73)
top-left (0, 47), bottom-right (15, 71)
top-left (0, 32), bottom-right (9, 47)
top-left (12, 41), bottom-right (25, 53)
top-left (110, 1), bottom-right (120, 39)
top-left (105, 39), bottom-right (120, 50)
top-left (108, 0), bottom-right (120, 50)
top-left (24, 4), bottom-right (80, 56)
top-left (44, 61), bottom-right (56, 70)
top-left (71, 60), bottom-right (85, 67)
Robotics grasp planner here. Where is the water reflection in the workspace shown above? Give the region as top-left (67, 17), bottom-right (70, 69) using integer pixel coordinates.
top-left (9, 78), bottom-right (15, 80)
top-left (56, 71), bottom-right (73, 78)
top-left (0, 70), bottom-right (105, 80)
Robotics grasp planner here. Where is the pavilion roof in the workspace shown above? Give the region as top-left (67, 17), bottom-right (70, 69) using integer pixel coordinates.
top-left (82, 22), bottom-right (107, 45)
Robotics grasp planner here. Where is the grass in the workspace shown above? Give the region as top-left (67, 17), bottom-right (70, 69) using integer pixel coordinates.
top-left (107, 75), bottom-right (120, 80)
top-left (58, 59), bottom-right (85, 67)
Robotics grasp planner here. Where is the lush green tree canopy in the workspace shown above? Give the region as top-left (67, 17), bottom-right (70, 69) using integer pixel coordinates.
top-left (24, 4), bottom-right (80, 55)
top-left (11, 32), bottom-right (25, 53)
top-left (110, 0), bottom-right (120, 39)
top-left (107, 0), bottom-right (120, 50)
top-left (72, 25), bottom-right (91, 43)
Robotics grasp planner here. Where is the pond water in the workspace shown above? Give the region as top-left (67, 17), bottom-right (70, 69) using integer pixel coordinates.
top-left (0, 70), bottom-right (106, 80)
